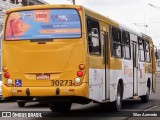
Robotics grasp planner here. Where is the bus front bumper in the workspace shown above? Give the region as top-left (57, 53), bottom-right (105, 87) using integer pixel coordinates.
top-left (2, 83), bottom-right (88, 99)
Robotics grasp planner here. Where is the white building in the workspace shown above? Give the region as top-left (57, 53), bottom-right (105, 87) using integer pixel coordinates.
top-left (0, 0), bottom-right (48, 72)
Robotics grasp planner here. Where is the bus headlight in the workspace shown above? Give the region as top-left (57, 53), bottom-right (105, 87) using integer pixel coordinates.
top-left (7, 79), bottom-right (12, 85)
top-left (75, 78), bottom-right (81, 84)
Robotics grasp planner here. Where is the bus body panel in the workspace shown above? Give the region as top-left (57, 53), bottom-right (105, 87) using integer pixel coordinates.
top-left (2, 5), bottom-right (156, 108)
top-left (2, 5), bottom-right (89, 101)
top-left (2, 83), bottom-right (89, 98)
top-left (3, 40), bottom-right (85, 86)
top-left (85, 7), bottom-right (156, 103)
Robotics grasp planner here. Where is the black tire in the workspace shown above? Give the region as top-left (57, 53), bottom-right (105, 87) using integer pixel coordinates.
top-left (48, 102), bottom-right (72, 112)
top-left (141, 86), bottom-right (150, 103)
top-left (39, 101), bottom-right (47, 104)
top-left (17, 102), bottom-right (25, 107)
top-left (109, 83), bottom-right (123, 112)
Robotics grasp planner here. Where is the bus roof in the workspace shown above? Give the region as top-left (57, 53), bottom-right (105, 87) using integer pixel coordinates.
top-left (83, 6), bottom-right (151, 40)
top-left (5, 4), bottom-right (152, 41)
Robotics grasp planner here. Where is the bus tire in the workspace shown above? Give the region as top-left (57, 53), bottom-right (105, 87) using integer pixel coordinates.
top-left (17, 102), bottom-right (25, 107)
top-left (141, 85), bottom-right (150, 103)
top-left (109, 83), bottom-right (123, 112)
top-left (48, 102), bottom-right (72, 112)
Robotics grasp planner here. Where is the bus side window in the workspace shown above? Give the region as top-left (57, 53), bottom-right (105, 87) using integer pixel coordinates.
top-left (122, 31), bottom-right (131, 59)
top-left (158, 61), bottom-right (160, 67)
top-left (145, 41), bottom-right (150, 62)
top-left (87, 18), bottom-right (101, 55)
top-left (111, 27), bottom-right (122, 58)
top-left (138, 38), bottom-right (145, 61)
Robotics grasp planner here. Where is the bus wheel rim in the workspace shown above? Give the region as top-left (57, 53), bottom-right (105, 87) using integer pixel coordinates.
top-left (117, 91), bottom-right (121, 106)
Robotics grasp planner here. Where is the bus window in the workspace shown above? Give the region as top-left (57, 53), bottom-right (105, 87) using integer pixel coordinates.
top-left (145, 41), bottom-right (150, 62)
top-left (122, 31), bottom-right (131, 59)
top-left (138, 38), bottom-right (145, 61)
top-left (87, 18), bottom-right (101, 55)
top-left (111, 27), bottom-right (122, 58)
top-left (5, 9), bottom-right (81, 40)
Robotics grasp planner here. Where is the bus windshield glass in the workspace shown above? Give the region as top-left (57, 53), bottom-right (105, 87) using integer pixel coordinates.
top-left (5, 9), bottom-right (81, 40)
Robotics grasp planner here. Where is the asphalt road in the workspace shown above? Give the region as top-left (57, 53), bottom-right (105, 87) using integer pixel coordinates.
top-left (0, 77), bottom-right (160, 120)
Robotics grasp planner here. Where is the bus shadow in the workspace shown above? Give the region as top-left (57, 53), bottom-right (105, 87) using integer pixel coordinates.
top-left (25, 102), bottom-right (48, 108)
top-left (122, 98), bottom-right (156, 110)
top-left (22, 99), bottom-right (156, 117)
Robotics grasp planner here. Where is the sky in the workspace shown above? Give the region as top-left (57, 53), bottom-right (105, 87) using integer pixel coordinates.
top-left (44, 0), bottom-right (160, 47)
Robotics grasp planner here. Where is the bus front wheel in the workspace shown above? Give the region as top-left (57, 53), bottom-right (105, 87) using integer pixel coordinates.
top-left (48, 102), bottom-right (72, 112)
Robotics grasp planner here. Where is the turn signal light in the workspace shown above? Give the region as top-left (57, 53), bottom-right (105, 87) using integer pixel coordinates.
top-left (79, 64), bottom-right (85, 70)
top-left (6, 11), bottom-right (10, 15)
top-left (2, 66), bottom-right (8, 72)
top-left (4, 72), bottom-right (10, 78)
top-left (77, 7), bottom-right (82, 11)
top-left (77, 71), bottom-right (83, 77)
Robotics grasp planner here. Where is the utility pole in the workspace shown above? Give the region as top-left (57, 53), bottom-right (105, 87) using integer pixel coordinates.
top-left (68, 0), bottom-right (75, 5)
top-left (28, 0), bottom-right (30, 6)
top-left (133, 23), bottom-right (148, 34)
top-left (73, 0), bottom-right (75, 5)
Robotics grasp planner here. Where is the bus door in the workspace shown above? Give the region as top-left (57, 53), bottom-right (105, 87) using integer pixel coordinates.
top-left (132, 41), bottom-right (138, 96)
top-left (87, 18), bottom-right (103, 102)
top-left (101, 29), bottom-right (109, 100)
top-left (87, 17), bottom-right (109, 102)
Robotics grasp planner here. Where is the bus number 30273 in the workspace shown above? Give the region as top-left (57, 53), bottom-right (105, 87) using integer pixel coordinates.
top-left (51, 80), bottom-right (73, 86)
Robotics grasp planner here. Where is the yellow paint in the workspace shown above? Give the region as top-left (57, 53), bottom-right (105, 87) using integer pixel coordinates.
top-left (2, 4), bottom-right (156, 100)
top-left (85, 8), bottom-right (119, 28)
top-left (2, 83), bottom-right (88, 98)
top-left (144, 63), bottom-right (152, 73)
top-left (2, 5), bottom-right (89, 99)
top-left (109, 58), bottom-right (122, 70)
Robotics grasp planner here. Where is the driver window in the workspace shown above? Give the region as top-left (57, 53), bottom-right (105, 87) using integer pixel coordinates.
top-left (87, 17), bottom-right (101, 55)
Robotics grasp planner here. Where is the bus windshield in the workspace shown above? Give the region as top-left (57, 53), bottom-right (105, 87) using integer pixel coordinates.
top-left (5, 9), bottom-right (81, 40)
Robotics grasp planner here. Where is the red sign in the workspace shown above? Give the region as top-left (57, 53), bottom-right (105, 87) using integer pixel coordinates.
top-left (34, 10), bottom-right (50, 23)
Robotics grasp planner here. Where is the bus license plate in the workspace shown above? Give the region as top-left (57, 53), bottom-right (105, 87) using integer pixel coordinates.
top-left (36, 74), bottom-right (50, 80)
top-left (51, 80), bottom-right (73, 86)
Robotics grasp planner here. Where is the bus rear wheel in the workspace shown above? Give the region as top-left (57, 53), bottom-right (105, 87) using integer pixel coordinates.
top-left (48, 102), bottom-right (72, 112)
top-left (141, 86), bottom-right (150, 103)
top-left (109, 83), bottom-right (123, 112)
top-left (17, 102), bottom-right (26, 107)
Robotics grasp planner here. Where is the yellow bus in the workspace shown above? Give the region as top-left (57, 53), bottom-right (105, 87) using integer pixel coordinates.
top-left (2, 5), bottom-right (156, 112)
